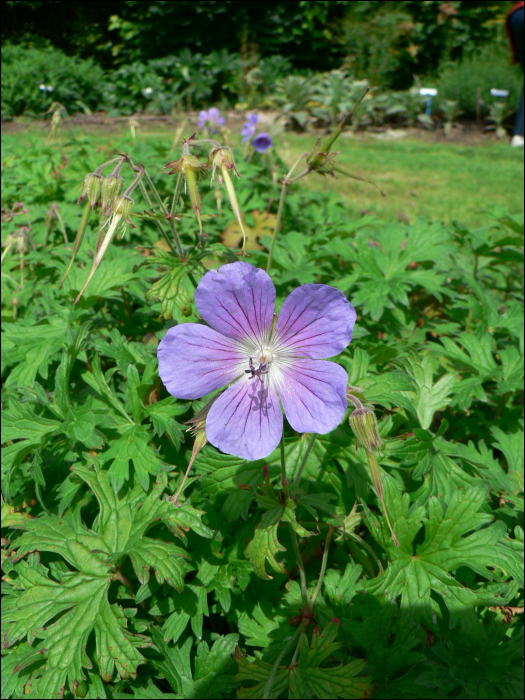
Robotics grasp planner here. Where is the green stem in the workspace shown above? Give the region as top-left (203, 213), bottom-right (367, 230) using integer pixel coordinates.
top-left (290, 529), bottom-right (308, 611)
top-left (262, 621), bottom-right (308, 700)
top-left (281, 433), bottom-right (308, 613)
top-left (280, 433), bottom-right (289, 498)
top-left (293, 433), bottom-right (317, 484)
top-left (143, 170), bottom-right (184, 259)
top-left (265, 153), bottom-right (308, 274)
top-left (309, 526), bottom-right (334, 613)
top-left (138, 180), bottom-right (178, 256)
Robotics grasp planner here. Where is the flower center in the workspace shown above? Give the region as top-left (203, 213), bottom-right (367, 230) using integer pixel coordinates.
top-left (260, 348), bottom-right (273, 365)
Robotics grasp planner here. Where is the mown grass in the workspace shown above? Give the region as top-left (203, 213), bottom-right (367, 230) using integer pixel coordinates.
top-left (2, 119), bottom-right (523, 227)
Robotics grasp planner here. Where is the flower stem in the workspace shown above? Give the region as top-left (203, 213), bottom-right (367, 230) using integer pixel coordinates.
top-left (293, 433), bottom-right (317, 484)
top-left (138, 180), bottom-right (178, 256)
top-left (366, 451), bottom-right (399, 547)
top-left (262, 621), bottom-right (308, 700)
top-left (280, 435), bottom-right (308, 614)
top-left (143, 169), bottom-right (184, 259)
top-left (291, 529), bottom-right (308, 610)
top-left (280, 433), bottom-right (289, 498)
top-left (309, 526), bottom-right (334, 613)
top-left (265, 152), bottom-right (308, 274)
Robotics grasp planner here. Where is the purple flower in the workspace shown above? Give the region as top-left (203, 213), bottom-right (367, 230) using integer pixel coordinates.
top-left (241, 112), bottom-right (259, 143)
top-left (197, 107), bottom-right (226, 133)
top-left (158, 262), bottom-right (356, 461)
top-left (251, 132), bottom-right (273, 153)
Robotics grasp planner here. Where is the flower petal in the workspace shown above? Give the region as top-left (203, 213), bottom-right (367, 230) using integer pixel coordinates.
top-left (251, 133), bottom-right (273, 153)
top-left (206, 375), bottom-right (283, 460)
top-left (273, 358), bottom-right (348, 434)
top-left (195, 262), bottom-right (275, 346)
top-left (158, 323), bottom-right (245, 400)
top-left (273, 284), bottom-right (356, 359)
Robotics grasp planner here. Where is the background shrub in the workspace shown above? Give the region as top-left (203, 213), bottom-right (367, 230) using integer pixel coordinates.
top-left (437, 44), bottom-right (523, 119)
top-left (1, 44), bottom-right (106, 119)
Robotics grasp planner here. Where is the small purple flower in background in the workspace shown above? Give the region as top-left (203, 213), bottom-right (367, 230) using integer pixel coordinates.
top-left (197, 107), bottom-right (225, 133)
top-left (158, 262), bottom-right (356, 461)
top-left (251, 132), bottom-right (273, 153)
top-left (241, 112), bottom-right (259, 143)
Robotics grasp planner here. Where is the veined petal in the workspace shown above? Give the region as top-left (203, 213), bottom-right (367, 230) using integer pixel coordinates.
top-left (273, 358), bottom-right (348, 434)
top-left (273, 284), bottom-right (356, 359)
top-left (206, 375), bottom-right (283, 461)
top-left (195, 262), bottom-right (275, 346)
top-left (158, 323), bottom-right (245, 400)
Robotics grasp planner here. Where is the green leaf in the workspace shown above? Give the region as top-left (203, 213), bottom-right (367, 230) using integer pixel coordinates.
top-left (244, 521), bottom-right (287, 580)
top-left (363, 479), bottom-right (524, 621)
top-left (94, 601), bottom-right (149, 682)
top-left (402, 352), bottom-right (457, 429)
top-left (235, 619), bottom-right (373, 699)
top-left (100, 425), bottom-right (162, 492)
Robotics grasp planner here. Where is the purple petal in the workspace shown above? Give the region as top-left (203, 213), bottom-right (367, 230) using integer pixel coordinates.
top-left (208, 107), bottom-right (221, 121)
top-left (195, 262), bottom-right (275, 346)
top-left (158, 323), bottom-right (245, 400)
top-left (274, 359), bottom-right (348, 433)
top-left (273, 284), bottom-right (356, 359)
top-left (251, 133), bottom-right (272, 153)
top-left (197, 110), bottom-right (208, 128)
top-left (248, 112), bottom-right (259, 126)
top-left (206, 376), bottom-right (282, 460)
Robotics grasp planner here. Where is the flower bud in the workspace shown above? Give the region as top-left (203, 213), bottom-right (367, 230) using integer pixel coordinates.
top-left (207, 147), bottom-right (248, 254)
top-left (349, 407), bottom-right (383, 453)
top-left (163, 154), bottom-right (208, 237)
top-left (78, 173), bottom-right (103, 208)
top-left (207, 146), bottom-right (240, 182)
top-left (101, 174), bottom-right (124, 212)
top-left (111, 195), bottom-right (134, 223)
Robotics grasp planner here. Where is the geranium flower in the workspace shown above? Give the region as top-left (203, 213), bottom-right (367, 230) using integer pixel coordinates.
top-left (197, 107), bottom-right (225, 133)
top-left (241, 112), bottom-right (259, 143)
top-left (251, 132), bottom-right (273, 153)
top-left (158, 262), bottom-right (356, 460)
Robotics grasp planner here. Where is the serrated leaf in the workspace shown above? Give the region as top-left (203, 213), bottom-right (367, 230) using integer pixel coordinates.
top-left (363, 479), bottom-right (524, 621)
top-left (94, 601), bottom-right (149, 682)
top-left (244, 522), bottom-right (287, 580)
top-left (236, 620), bottom-right (373, 699)
top-left (402, 352), bottom-right (456, 429)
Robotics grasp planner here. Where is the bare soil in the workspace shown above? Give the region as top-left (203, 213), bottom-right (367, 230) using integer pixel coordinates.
top-left (0, 111), bottom-right (512, 146)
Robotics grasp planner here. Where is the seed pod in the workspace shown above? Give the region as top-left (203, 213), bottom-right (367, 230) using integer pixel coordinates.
top-left (101, 174), bottom-right (124, 212)
top-left (78, 173), bottom-right (103, 208)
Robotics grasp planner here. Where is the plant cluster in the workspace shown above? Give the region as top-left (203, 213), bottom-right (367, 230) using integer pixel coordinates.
top-left (1, 114), bottom-right (523, 700)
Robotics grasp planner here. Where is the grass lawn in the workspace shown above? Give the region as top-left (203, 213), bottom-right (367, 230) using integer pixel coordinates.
top-left (278, 132), bottom-right (524, 227)
top-left (2, 120), bottom-right (523, 227)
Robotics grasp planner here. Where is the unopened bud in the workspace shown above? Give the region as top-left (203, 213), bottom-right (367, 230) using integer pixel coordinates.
top-left (111, 195), bottom-right (134, 222)
top-left (78, 173), bottom-right (103, 208)
top-left (163, 154), bottom-right (208, 236)
top-left (208, 146), bottom-right (240, 182)
top-left (349, 407), bottom-right (383, 453)
top-left (101, 174), bottom-right (124, 211)
top-left (207, 147), bottom-right (247, 254)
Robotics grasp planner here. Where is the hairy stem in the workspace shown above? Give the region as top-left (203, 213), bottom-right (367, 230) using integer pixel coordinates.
top-left (138, 180), bottom-right (178, 256)
top-left (265, 152), bottom-right (308, 273)
top-left (143, 169), bottom-right (184, 259)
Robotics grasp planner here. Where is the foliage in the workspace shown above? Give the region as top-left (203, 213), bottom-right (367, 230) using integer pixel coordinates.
top-left (3, 1), bottom-right (513, 86)
top-left (437, 44), bottom-right (523, 119)
top-left (1, 126), bottom-right (524, 700)
top-left (1, 44), bottom-right (106, 120)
